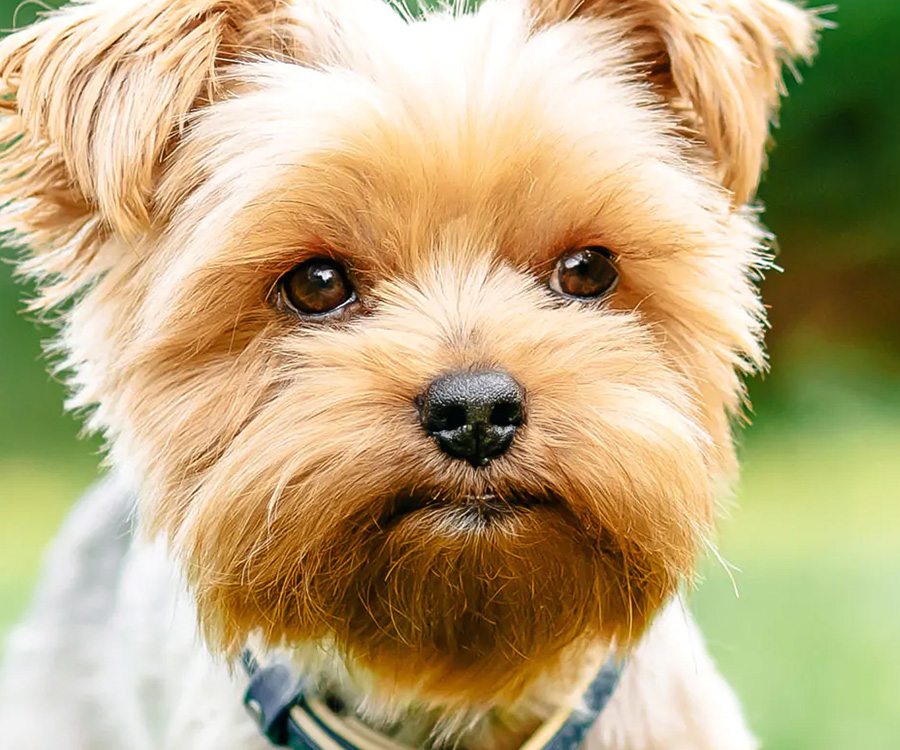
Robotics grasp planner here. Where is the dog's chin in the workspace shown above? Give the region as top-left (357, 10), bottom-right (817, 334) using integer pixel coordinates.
top-left (380, 490), bottom-right (545, 532)
top-left (324, 495), bottom-right (595, 699)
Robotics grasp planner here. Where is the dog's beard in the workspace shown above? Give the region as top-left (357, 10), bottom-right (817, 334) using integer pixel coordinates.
top-left (184, 483), bottom-right (678, 700)
top-left (309, 498), bottom-right (673, 698)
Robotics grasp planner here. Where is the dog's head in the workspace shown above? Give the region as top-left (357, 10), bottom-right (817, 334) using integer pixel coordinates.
top-left (0, 0), bottom-right (817, 705)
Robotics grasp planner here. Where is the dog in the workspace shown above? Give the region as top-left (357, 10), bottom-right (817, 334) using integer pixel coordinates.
top-left (0, 0), bottom-right (820, 748)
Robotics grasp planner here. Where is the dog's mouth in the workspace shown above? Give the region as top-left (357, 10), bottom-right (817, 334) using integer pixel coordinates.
top-left (379, 490), bottom-right (546, 529)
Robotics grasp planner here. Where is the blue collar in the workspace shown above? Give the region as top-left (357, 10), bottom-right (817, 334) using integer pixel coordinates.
top-left (242, 650), bottom-right (623, 750)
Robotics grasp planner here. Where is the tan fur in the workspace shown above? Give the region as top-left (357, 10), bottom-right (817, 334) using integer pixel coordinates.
top-left (0, 0), bottom-right (817, 741)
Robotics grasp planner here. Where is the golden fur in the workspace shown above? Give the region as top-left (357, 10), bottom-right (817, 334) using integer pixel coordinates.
top-left (0, 0), bottom-right (818, 732)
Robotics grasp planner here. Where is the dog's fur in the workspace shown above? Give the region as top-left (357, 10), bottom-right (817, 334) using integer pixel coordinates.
top-left (0, 0), bottom-right (818, 748)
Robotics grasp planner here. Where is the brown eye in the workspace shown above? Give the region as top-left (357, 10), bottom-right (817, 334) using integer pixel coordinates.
top-left (550, 246), bottom-right (618, 300)
top-left (278, 258), bottom-right (356, 316)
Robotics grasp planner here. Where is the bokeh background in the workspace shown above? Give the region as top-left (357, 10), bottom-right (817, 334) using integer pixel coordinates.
top-left (1, 1), bottom-right (898, 748)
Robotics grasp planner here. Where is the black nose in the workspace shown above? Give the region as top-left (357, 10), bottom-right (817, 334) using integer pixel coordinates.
top-left (418, 370), bottom-right (525, 467)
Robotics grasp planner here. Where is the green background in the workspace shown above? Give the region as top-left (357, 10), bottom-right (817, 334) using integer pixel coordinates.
top-left (1, 1), bottom-right (898, 748)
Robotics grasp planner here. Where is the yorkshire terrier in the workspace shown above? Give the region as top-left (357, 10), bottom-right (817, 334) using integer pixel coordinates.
top-left (0, 0), bottom-right (820, 748)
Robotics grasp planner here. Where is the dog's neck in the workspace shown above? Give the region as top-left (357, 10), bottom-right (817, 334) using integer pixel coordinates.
top-left (267, 641), bottom-right (612, 750)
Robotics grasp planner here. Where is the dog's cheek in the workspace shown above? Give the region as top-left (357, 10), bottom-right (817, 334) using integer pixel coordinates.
top-left (488, 307), bottom-right (714, 621)
top-left (605, 211), bottom-right (768, 476)
top-left (154, 370), bottom-right (426, 644)
top-left (478, 287), bottom-right (715, 499)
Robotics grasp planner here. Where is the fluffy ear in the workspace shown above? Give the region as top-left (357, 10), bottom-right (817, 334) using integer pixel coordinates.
top-left (0, 0), bottom-right (308, 283)
top-left (531, 0), bottom-right (821, 204)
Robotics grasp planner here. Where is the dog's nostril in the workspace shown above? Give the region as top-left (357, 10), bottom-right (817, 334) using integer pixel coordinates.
top-left (427, 403), bottom-right (467, 432)
top-left (489, 401), bottom-right (522, 428)
top-left (418, 370), bottom-right (525, 467)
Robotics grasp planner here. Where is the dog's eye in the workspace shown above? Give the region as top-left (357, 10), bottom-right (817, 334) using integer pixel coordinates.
top-left (278, 258), bottom-right (356, 316)
top-left (550, 247), bottom-right (618, 300)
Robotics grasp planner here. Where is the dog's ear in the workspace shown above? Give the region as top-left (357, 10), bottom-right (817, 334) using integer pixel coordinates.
top-left (531, 0), bottom-right (820, 204)
top-left (0, 0), bottom-right (326, 289)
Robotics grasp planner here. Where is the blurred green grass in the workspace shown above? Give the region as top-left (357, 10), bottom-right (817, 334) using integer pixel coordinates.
top-left (695, 408), bottom-right (900, 750)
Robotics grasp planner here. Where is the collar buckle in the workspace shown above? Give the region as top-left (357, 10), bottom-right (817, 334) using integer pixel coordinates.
top-left (242, 651), bottom-right (306, 747)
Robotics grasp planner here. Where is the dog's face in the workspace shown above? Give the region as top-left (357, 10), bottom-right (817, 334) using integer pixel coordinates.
top-left (0, 0), bottom-right (816, 705)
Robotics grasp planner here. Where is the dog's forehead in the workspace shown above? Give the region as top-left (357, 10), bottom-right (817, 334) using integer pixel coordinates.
top-left (167, 1), bottom-right (723, 279)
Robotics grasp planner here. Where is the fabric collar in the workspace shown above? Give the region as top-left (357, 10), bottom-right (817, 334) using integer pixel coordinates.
top-left (241, 649), bottom-right (623, 750)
